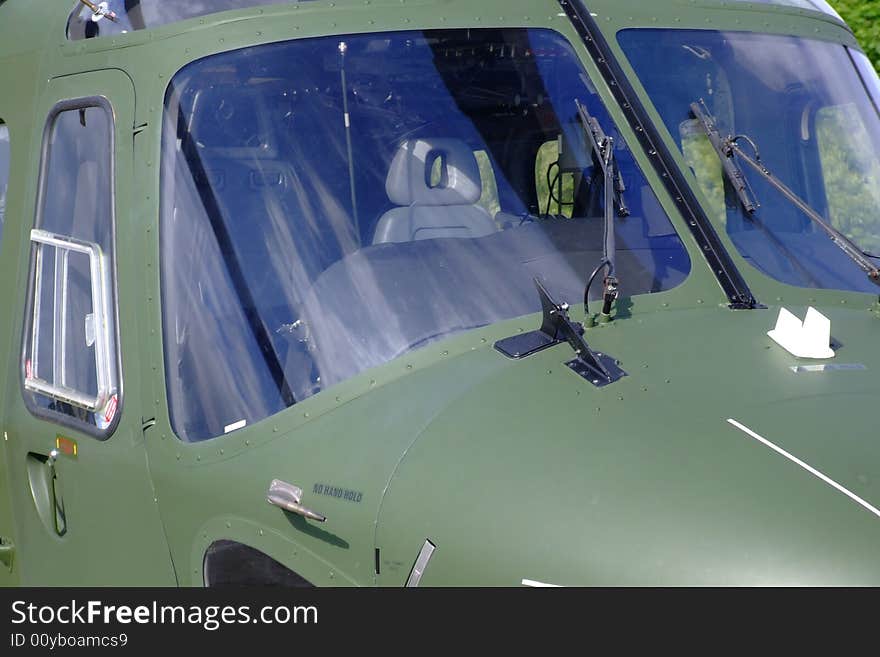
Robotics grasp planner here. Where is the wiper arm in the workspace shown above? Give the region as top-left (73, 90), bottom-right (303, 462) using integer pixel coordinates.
top-left (575, 99), bottom-right (626, 318)
top-left (691, 99), bottom-right (880, 288)
top-left (690, 100), bottom-right (759, 214)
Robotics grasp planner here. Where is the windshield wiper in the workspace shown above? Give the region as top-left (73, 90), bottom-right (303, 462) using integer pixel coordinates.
top-left (575, 99), bottom-right (627, 318)
top-left (690, 99), bottom-right (880, 288)
top-left (689, 100), bottom-right (758, 215)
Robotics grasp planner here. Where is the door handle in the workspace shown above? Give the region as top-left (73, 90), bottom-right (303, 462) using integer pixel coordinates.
top-left (0, 537), bottom-right (14, 571)
top-left (267, 479), bottom-right (326, 522)
top-left (27, 450), bottom-right (66, 536)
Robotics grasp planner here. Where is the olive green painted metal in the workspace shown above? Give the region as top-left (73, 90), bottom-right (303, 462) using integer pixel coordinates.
top-left (0, 0), bottom-right (877, 586)
top-left (0, 69), bottom-right (176, 585)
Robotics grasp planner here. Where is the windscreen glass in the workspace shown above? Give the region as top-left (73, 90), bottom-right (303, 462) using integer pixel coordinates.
top-left (161, 28), bottom-right (691, 441)
top-left (619, 29), bottom-right (880, 293)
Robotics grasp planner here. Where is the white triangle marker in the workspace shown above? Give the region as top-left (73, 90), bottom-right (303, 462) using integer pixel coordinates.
top-left (767, 307), bottom-right (835, 359)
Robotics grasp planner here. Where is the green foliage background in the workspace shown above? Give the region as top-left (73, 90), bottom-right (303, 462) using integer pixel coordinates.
top-left (832, 0), bottom-right (880, 70)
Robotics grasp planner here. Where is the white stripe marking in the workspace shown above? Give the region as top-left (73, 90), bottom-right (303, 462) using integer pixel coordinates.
top-left (521, 579), bottom-right (561, 588)
top-left (727, 418), bottom-right (880, 520)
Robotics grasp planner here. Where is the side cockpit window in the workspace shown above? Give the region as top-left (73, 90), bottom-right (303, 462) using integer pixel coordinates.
top-left (0, 122), bottom-right (8, 246)
top-left (21, 102), bottom-right (121, 436)
top-left (816, 103), bottom-right (880, 256)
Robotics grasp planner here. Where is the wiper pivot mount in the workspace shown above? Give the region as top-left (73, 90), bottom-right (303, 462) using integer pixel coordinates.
top-left (495, 279), bottom-right (626, 387)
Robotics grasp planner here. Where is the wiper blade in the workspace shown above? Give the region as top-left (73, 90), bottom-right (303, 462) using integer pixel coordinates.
top-left (690, 99), bottom-right (880, 288)
top-left (575, 99), bottom-right (625, 317)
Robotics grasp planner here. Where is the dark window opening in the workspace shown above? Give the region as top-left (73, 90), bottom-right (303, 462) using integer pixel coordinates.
top-left (204, 540), bottom-right (313, 587)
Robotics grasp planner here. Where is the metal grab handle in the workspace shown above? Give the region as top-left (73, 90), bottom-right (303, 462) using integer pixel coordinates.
top-left (267, 479), bottom-right (326, 522)
top-left (0, 538), bottom-right (14, 571)
top-left (47, 450), bottom-right (67, 536)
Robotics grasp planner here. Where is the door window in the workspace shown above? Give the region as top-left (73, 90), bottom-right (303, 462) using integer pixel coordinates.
top-left (21, 102), bottom-right (121, 435)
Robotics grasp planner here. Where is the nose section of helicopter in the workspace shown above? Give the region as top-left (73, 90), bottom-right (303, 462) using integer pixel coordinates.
top-left (372, 304), bottom-right (880, 585)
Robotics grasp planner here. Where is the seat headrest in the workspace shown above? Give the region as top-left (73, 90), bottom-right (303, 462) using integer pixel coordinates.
top-left (386, 138), bottom-right (482, 207)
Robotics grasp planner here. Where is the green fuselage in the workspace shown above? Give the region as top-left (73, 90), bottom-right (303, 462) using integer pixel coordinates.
top-left (0, 0), bottom-right (878, 586)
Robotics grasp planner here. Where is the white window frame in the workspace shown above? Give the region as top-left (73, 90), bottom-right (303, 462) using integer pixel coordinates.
top-left (24, 228), bottom-right (116, 413)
